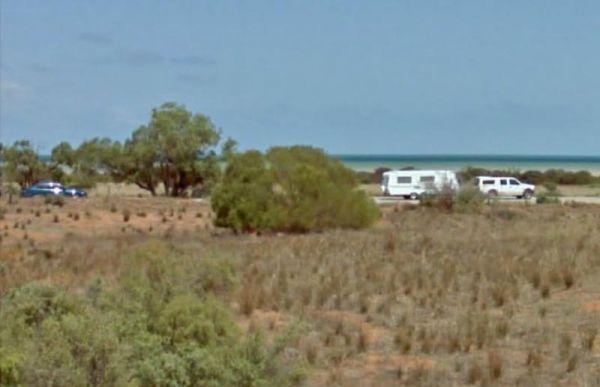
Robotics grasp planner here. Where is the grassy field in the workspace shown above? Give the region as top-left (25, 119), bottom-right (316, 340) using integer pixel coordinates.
top-left (1, 192), bottom-right (600, 385)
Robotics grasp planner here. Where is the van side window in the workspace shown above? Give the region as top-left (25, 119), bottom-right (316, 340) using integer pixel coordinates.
top-left (482, 180), bottom-right (495, 185)
top-left (510, 179), bottom-right (520, 185)
top-left (500, 179), bottom-right (507, 185)
top-left (397, 176), bottom-right (412, 184)
top-left (420, 176), bottom-right (435, 183)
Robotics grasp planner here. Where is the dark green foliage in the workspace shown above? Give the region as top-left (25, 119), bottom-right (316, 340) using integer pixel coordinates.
top-left (212, 146), bottom-right (380, 232)
top-left (0, 242), bottom-right (303, 386)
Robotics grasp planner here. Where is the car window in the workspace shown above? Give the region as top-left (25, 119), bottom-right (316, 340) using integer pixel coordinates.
top-left (500, 179), bottom-right (507, 185)
top-left (510, 179), bottom-right (520, 185)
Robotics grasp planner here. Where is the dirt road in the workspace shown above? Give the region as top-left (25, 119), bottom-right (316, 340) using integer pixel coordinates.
top-left (374, 196), bottom-right (600, 205)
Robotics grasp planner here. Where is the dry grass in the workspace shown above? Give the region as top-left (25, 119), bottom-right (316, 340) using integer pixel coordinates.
top-left (1, 194), bottom-right (600, 386)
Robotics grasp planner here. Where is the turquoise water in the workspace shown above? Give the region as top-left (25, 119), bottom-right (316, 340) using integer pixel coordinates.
top-left (334, 155), bottom-right (600, 173)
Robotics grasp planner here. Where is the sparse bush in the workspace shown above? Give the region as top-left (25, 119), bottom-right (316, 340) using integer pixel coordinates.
top-left (212, 147), bottom-right (380, 232)
top-left (122, 209), bottom-right (130, 222)
top-left (466, 360), bottom-right (482, 384)
top-left (44, 195), bottom-right (65, 207)
top-left (488, 350), bottom-right (503, 380)
top-left (419, 185), bottom-right (455, 212)
top-left (581, 327), bottom-right (597, 352)
top-left (455, 185), bottom-right (486, 213)
top-left (536, 191), bottom-right (560, 204)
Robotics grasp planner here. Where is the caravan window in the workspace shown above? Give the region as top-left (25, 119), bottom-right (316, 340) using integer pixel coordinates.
top-left (397, 176), bottom-right (412, 184)
top-left (420, 176), bottom-right (435, 183)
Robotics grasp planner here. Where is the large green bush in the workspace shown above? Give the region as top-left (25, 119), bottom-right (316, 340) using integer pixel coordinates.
top-left (211, 146), bottom-right (380, 232)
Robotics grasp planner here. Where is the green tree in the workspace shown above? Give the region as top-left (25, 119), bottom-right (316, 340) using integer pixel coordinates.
top-left (124, 102), bottom-right (222, 197)
top-left (50, 141), bottom-right (75, 168)
top-left (51, 138), bottom-right (122, 188)
top-left (1, 140), bottom-right (47, 189)
top-left (212, 146), bottom-right (380, 232)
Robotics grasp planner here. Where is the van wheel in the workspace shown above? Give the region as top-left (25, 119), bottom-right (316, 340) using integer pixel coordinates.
top-left (487, 190), bottom-right (498, 198)
top-left (409, 192), bottom-right (419, 200)
top-left (522, 190), bottom-right (533, 200)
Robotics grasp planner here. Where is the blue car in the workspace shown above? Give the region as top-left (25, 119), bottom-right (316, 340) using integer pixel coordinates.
top-left (21, 180), bottom-right (87, 198)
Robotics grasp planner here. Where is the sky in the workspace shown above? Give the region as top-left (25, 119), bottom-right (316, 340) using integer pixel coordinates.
top-left (1, 1), bottom-right (599, 155)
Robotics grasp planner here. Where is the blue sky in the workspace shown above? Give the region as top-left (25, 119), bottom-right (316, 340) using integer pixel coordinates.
top-left (1, 1), bottom-right (599, 155)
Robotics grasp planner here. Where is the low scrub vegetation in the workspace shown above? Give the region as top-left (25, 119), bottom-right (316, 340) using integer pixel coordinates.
top-left (1, 190), bottom-right (599, 385)
top-left (0, 242), bottom-right (304, 386)
top-left (212, 146), bottom-right (379, 232)
top-left (419, 185), bottom-right (486, 214)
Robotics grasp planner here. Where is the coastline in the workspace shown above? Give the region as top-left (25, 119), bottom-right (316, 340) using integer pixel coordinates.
top-left (335, 155), bottom-right (600, 175)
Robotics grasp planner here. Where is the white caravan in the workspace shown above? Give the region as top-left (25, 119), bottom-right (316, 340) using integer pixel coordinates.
top-left (474, 176), bottom-right (535, 199)
top-left (381, 170), bottom-right (459, 199)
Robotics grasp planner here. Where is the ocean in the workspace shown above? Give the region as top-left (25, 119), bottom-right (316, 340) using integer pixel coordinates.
top-left (334, 155), bottom-right (600, 173)
top-left (29, 154), bottom-right (600, 174)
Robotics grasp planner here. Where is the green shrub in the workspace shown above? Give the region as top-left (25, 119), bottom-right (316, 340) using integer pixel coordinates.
top-left (454, 186), bottom-right (486, 214)
top-left (537, 183), bottom-right (561, 204)
top-left (212, 146), bottom-right (380, 233)
top-left (544, 181), bottom-right (558, 196)
top-left (536, 192), bottom-right (560, 204)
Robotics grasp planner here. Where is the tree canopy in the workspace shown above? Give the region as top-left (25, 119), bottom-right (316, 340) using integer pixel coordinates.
top-left (1, 140), bottom-right (48, 189)
top-left (121, 102), bottom-right (223, 196)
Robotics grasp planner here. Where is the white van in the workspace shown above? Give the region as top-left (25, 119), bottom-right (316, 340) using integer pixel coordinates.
top-left (381, 170), bottom-right (459, 199)
top-left (474, 176), bottom-right (535, 199)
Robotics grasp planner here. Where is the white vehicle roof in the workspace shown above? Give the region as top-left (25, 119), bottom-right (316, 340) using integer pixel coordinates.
top-left (384, 169), bottom-right (455, 175)
top-left (476, 176), bottom-right (519, 180)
